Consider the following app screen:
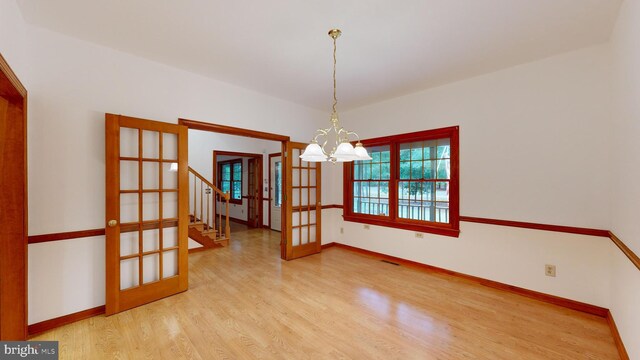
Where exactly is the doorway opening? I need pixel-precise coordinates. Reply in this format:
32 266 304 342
212 150 263 229
179 118 290 259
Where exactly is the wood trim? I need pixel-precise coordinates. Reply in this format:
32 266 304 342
607 310 630 360
460 216 609 237
28 228 106 244
343 214 460 238
609 231 640 271
178 118 290 142
0 53 27 97
321 204 343 210
321 242 336 249
214 150 264 158
27 305 105 337
325 242 609 317
0 51 28 340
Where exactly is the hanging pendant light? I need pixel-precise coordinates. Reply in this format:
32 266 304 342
300 29 372 163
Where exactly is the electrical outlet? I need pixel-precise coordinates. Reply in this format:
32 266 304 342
340 227 344 234
415 232 424 238
364 225 370 230
545 264 556 277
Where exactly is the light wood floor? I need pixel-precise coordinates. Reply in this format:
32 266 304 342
33 224 620 359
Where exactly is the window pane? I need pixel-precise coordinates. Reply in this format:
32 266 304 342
423 182 435 201
360 182 369 197
398 181 409 199
435 202 450 223
399 161 411 180
423 160 435 179
410 145 422 161
353 163 361 179
369 181 379 198
437 138 450 159
380 181 389 198
232 181 241 199
381 163 390 180
371 163 381 180
436 159 450 179
371 150 381 162
436 181 449 202
362 163 371 180
411 161 422 179
221 181 230 194
222 164 231 181
233 162 242 179
399 143 411 160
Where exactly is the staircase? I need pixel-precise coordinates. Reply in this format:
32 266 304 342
189 166 231 249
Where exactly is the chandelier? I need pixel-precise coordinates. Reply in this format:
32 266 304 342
300 29 371 163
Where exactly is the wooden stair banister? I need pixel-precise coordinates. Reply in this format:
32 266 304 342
188 166 231 246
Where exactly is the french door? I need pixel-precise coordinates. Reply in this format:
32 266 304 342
105 114 189 315
285 142 322 259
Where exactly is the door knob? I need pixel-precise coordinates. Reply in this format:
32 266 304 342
108 220 118 227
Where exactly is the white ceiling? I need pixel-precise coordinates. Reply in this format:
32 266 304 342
17 0 621 111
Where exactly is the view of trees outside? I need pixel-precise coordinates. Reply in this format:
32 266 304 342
353 138 451 223
220 161 242 201
353 145 391 216
232 162 242 200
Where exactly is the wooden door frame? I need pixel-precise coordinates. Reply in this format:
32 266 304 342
0 52 28 340
267 152 282 229
178 118 290 259
212 150 263 227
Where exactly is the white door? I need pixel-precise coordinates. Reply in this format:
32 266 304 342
270 155 282 231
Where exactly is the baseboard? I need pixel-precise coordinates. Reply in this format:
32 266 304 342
324 242 608 317
607 310 630 360
28 305 105 337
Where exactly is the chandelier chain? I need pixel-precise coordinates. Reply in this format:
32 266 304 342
332 35 338 114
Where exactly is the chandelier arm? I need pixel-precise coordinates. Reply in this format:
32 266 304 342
345 130 361 141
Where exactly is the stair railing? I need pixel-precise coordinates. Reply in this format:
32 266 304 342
188 166 231 241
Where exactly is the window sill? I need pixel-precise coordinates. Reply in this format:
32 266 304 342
342 214 460 238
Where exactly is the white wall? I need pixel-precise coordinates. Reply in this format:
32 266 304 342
325 44 614 308
609 0 640 357
0 0 28 82
19 21 323 323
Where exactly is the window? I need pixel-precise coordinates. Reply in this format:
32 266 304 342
344 126 459 237
218 159 243 204
274 161 282 207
